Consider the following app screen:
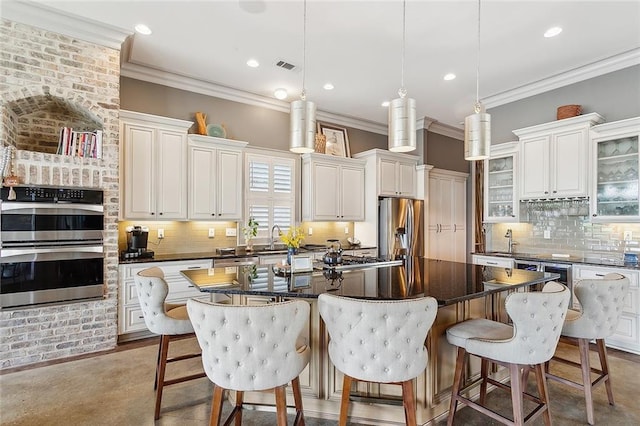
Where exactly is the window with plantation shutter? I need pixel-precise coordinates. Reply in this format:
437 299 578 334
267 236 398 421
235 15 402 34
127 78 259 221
244 152 296 244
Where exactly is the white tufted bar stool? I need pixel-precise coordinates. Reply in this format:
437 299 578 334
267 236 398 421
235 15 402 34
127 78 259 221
317 294 438 426
545 273 629 425
187 298 311 426
134 267 206 420
446 281 570 426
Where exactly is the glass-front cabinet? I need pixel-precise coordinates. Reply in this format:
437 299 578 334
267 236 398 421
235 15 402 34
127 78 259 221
484 141 519 223
591 117 640 222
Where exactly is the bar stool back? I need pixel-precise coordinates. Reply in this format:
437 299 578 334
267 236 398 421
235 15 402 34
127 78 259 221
446 281 570 426
134 267 206 420
187 298 311 426
547 273 629 425
318 294 438 426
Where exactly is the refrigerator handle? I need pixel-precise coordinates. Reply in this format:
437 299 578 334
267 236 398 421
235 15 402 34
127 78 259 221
406 201 414 255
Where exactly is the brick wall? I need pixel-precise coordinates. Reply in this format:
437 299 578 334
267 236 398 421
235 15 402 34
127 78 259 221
0 19 121 369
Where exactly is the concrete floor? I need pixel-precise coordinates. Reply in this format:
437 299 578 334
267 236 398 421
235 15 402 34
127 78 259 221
1 338 638 425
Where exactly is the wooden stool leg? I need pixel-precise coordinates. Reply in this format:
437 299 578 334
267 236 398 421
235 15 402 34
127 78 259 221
210 385 224 426
534 363 552 426
292 377 305 426
154 334 170 420
234 391 244 426
579 338 595 425
447 347 466 426
154 336 162 390
339 375 353 426
596 338 615 406
509 363 524 426
401 379 417 426
275 385 288 426
480 358 489 405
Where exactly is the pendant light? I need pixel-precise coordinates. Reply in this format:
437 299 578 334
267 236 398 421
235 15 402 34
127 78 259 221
289 0 316 154
464 0 491 161
388 0 416 153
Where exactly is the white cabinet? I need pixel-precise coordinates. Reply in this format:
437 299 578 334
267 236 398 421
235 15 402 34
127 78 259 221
120 110 192 220
572 264 639 354
187 135 248 220
471 254 514 268
590 117 640 222
118 259 213 340
353 149 418 198
484 142 519 222
428 169 468 262
514 113 604 200
301 153 366 221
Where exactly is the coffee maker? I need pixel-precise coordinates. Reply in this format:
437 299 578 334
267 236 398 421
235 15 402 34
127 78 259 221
122 225 154 259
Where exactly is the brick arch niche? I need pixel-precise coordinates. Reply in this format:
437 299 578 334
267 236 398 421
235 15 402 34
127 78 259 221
5 93 103 154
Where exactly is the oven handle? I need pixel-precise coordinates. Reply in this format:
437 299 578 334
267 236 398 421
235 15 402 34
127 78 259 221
0 203 104 214
1 245 103 262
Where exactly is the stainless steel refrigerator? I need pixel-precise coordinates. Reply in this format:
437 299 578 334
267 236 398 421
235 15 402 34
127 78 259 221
378 197 424 259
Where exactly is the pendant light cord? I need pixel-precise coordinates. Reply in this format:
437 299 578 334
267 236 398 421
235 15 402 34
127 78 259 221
301 0 307 101
399 0 407 98
474 0 481 113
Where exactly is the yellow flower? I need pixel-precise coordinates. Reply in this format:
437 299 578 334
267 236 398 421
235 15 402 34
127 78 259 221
280 226 304 249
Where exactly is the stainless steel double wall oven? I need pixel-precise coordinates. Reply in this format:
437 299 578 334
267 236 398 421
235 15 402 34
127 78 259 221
0 186 104 309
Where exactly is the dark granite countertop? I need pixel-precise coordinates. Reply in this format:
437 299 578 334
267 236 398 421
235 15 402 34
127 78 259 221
181 258 559 306
118 245 376 265
477 251 640 270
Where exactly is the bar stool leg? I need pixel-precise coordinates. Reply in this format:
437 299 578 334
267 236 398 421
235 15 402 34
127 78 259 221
339 375 353 426
234 391 244 426
533 363 552 426
155 334 170 420
209 385 224 426
479 358 489 405
275 385 288 426
401 380 417 426
292 377 306 426
578 338 595 425
509 363 524 426
447 347 466 426
596 339 615 405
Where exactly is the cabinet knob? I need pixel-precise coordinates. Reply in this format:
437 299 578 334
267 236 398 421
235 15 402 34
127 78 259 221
159 212 163 215
552 190 557 193
592 214 597 217
544 191 549 194
211 213 215 216
150 212 155 215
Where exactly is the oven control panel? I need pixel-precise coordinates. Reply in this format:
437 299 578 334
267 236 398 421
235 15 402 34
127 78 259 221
1 186 103 204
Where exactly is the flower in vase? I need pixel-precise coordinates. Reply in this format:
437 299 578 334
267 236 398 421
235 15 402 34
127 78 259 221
280 226 304 249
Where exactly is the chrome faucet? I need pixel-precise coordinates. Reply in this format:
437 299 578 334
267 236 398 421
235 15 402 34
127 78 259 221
269 224 282 250
505 228 518 254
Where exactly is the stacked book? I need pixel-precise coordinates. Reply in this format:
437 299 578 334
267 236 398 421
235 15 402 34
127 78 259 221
57 127 103 158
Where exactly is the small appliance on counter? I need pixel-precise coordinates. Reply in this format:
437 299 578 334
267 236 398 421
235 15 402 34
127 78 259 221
121 225 154 260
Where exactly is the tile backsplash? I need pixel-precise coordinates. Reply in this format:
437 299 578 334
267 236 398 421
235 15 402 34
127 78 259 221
487 199 640 261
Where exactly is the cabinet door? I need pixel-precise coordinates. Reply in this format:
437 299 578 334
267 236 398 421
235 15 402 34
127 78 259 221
551 129 588 198
156 129 187 219
379 158 398 196
340 165 365 220
452 178 467 262
312 162 340 220
122 124 156 219
217 149 243 220
398 161 416 197
189 145 217 219
485 152 518 222
520 136 550 199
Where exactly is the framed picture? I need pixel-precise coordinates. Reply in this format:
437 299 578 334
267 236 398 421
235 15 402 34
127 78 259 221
318 122 350 157
290 255 313 273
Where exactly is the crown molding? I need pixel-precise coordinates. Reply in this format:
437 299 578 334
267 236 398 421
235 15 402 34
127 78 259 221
484 49 640 109
121 61 389 135
2 0 131 50
419 117 464 140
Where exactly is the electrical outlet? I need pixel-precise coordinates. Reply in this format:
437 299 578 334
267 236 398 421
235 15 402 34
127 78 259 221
543 229 551 239
344 226 349 235
624 230 633 241
208 228 215 238
158 228 164 239
308 227 313 236
225 227 237 237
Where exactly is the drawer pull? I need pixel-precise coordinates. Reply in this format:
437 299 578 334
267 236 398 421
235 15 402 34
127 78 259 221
487 261 498 265
188 285 195 288
138 316 144 319
595 273 605 277
188 266 200 269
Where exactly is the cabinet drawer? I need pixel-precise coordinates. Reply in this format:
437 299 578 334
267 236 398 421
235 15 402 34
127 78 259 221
121 306 148 334
573 265 639 288
472 255 514 268
121 259 212 279
606 313 639 353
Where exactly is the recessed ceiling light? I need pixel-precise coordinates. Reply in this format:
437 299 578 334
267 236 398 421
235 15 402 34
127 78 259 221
381 101 390 107
274 88 288 100
134 24 152 35
246 59 260 68
544 26 563 38
323 82 334 90
444 73 456 81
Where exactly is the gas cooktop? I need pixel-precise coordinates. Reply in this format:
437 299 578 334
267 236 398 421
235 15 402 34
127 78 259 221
314 255 403 271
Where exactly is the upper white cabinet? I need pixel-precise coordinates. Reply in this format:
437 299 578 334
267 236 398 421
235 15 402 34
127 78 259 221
484 141 519 222
514 113 604 200
590 117 640 222
120 110 192 220
353 149 418 198
188 135 248 220
301 153 366 221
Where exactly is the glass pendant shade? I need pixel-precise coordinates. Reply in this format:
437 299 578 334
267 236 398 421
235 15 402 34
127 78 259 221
464 110 491 160
388 96 416 152
289 99 316 153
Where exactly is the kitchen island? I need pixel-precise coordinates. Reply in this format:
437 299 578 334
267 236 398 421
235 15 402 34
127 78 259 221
182 259 559 425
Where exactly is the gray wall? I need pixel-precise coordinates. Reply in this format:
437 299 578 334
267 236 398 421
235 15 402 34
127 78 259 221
488 65 640 144
120 77 387 154
424 130 469 173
